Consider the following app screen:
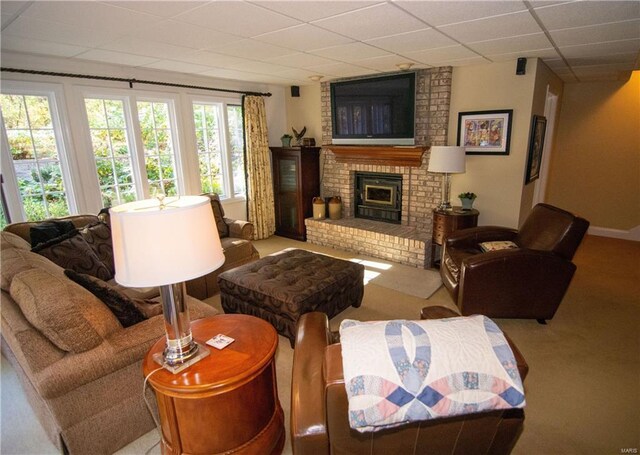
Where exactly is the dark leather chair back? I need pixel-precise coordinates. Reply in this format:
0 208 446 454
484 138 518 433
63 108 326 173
516 203 589 260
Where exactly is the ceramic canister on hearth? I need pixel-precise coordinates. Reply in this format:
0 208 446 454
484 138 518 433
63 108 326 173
328 196 342 220
312 197 325 219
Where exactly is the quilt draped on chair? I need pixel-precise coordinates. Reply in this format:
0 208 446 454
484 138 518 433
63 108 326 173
243 95 275 240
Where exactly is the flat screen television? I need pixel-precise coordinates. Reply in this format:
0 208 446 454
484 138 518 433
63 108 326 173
330 72 416 145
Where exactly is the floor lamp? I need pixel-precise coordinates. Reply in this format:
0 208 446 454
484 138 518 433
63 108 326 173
110 195 225 373
428 146 466 210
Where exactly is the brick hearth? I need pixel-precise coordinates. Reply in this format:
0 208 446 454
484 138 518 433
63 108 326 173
306 217 431 268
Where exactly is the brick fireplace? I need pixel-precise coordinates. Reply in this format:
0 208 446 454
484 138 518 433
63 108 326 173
305 67 453 269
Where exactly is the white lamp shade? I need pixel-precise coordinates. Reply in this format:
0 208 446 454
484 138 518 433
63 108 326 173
427 146 466 173
110 196 225 287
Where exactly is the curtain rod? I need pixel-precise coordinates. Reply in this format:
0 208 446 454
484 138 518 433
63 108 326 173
0 67 272 97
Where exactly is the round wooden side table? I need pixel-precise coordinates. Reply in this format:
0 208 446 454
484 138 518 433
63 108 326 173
142 314 284 455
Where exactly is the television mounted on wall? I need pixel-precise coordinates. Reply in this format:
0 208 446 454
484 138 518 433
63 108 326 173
330 72 416 145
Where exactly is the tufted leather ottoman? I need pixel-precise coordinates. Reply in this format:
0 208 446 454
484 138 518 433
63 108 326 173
218 248 364 347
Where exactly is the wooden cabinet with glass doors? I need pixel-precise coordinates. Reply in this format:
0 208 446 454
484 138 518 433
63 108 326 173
270 147 320 241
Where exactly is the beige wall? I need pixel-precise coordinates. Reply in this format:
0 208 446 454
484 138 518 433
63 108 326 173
518 60 565 225
547 71 640 232
448 60 539 228
284 84 322 145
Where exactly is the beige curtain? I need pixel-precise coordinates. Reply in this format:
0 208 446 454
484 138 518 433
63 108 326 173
243 95 275 240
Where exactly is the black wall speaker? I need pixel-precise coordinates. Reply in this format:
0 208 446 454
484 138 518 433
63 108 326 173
516 58 527 75
291 86 300 97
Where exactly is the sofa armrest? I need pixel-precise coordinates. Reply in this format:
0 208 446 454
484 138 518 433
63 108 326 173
445 226 518 249
33 316 166 399
224 218 254 240
291 312 331 455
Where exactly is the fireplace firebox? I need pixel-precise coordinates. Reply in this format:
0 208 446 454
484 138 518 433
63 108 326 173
354 172 402 223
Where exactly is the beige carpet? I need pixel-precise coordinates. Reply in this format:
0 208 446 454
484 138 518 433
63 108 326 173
2 235 638 454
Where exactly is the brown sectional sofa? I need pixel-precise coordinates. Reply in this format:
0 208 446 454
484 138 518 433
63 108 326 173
0 195 258 454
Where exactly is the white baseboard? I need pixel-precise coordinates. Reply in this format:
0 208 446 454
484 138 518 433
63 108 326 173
588 225 640 242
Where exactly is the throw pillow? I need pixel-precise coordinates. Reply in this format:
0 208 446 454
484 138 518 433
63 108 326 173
80 222 115 276
479 240 519 253
9 268 112 353
32 230 113 281
64 269 150 327
29 220 76 247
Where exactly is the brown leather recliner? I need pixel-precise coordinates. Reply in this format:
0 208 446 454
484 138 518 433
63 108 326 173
291 309 529 455
440 203 589 323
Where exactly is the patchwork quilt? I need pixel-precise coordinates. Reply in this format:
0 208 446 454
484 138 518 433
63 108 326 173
339 315 525 433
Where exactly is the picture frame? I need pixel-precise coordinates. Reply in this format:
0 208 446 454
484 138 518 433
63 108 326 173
525 115 547 184
457 109 513 155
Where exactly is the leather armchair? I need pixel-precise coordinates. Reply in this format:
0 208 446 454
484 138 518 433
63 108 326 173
440 203 589 323
291 309 528 455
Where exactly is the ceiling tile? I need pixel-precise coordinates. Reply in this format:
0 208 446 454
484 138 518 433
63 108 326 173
225 60 293 75
550 20 640 47
263 52 339 69
487 48 559 62
100 37 200 60
310 42 392 62
272 67 326 82
2 16 117 48
559 39 640 59
0 1 31 16
394 0 527 27
565 51 639 67
129 20 244 49
305 61 378 77
142 60 214 74
173 51 252 68
355 54 428 72
251 1 381 22
0 35 88 58
406 45 481 65
312 3 426 41
469 33 553 55
105 1 207 18
540 58 570 70
534 1 640 31
174 2 301 38
365 28 457 53
432 56 491 67
211 39 298 61
439 11 542 42
22 1 163 35
75 49 160 67
255 24 353 52
198 67 277 83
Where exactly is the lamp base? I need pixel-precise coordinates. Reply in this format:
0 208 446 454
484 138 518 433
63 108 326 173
152 342 210 374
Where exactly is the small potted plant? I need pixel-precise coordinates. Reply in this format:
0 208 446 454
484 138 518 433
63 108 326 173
458 192 477 210
281 134 293 147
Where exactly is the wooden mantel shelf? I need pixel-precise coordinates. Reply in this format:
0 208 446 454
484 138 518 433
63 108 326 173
325 145 428 167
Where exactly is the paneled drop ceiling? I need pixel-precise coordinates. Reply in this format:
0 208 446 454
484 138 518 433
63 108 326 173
1 0 639 85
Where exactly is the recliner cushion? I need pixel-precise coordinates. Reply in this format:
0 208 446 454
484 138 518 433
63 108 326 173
220 237 255 265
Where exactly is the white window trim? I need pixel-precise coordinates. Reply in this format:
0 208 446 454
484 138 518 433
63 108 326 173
188 94 246 204
75 86 186 208
0 80 79 222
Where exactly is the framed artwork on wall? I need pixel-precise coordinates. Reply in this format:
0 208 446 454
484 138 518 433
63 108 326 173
525 115 547 184
457 110 513 155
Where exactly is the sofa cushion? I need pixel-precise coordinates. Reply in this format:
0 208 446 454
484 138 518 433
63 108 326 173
1 231 31 251
32 230 113 281
65 270 148 327
9 268 121 353
1 248 64 292
220 237 255 265
80 222 115 276
29 220 76 247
